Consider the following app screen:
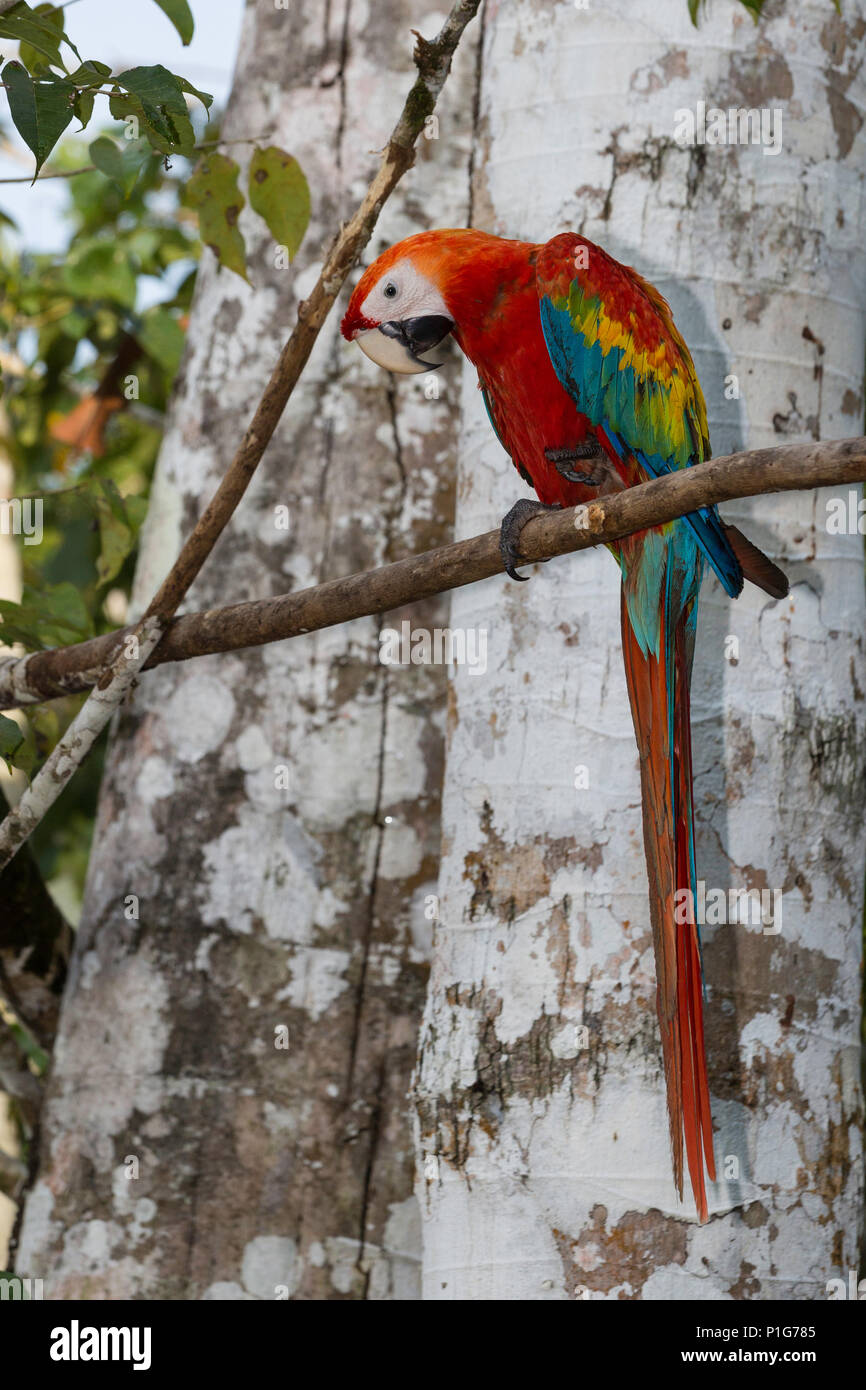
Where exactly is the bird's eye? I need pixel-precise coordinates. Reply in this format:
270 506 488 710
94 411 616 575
383 282 398 299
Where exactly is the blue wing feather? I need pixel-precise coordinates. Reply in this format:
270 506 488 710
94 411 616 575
538 295 742 600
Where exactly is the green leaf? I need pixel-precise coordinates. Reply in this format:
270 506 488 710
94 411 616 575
248 146 310 263
0 712 24 773
2 61 74 178
88 135 148 197
68 59 112 89
16 2 63 73
93 479 134 587
137 305 185 374
177 75 212 113
7 1018 48 1073
0 582 93 652
61 240 137 308
72 87 94 130
111 64 194 156
688 0 700 24
88 135 124 184
184 153 248 282
0 1 79 72
151 0 194 46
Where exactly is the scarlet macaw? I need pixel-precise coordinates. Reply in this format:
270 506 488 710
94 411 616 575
341 229 787 1221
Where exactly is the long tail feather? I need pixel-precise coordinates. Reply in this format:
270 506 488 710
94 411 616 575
722 524 789 599
620 575 715 1222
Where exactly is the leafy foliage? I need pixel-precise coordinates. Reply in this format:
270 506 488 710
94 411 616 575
181 143 311 280
0 3 79 71
0 582 92 650
0 710 24 771
2 60 74 175
109 64 205 157
0 128 199 906
88 135 151 198
0 137 197 634
0 2 310 909
0 4 309 276
184 150 248 281
248 146 310 264
0 2 209 170
152 0 195 46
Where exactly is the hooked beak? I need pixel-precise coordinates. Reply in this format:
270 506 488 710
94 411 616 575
355 315 454 374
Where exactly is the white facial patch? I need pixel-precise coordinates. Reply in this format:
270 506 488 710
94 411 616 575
359 259 450 327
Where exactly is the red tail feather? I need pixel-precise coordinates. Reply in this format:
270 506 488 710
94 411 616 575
620 587 715 1222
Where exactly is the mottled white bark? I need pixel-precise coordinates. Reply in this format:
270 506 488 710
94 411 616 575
14 0 475 1299
416 0 865 1299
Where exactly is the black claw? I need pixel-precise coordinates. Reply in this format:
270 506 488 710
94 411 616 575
561 464 601 484
545 442 608 487
499 498 562 581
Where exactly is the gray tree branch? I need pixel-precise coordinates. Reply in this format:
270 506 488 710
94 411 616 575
0 435 862 711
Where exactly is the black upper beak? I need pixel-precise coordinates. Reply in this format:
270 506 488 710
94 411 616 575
379 315 454 367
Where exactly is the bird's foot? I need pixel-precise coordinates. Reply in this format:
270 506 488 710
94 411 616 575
545 441 607 486
499 498 562 581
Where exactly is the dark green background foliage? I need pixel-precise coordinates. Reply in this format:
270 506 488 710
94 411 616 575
0 136 198 913
0 2 310 915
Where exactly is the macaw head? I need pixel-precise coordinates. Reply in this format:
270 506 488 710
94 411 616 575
340 231 458 374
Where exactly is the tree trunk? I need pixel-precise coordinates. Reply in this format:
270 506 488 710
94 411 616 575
415 0 866 1299
15 0 474 1299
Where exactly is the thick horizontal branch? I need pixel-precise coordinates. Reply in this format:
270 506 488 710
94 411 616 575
1 437 864 710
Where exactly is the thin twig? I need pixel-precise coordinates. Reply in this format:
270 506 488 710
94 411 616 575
0 137 277 185
0 0 483 872
0 165 96 184
1 437 863 711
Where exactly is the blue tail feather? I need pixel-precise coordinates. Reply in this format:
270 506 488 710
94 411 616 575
605 434 743 599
